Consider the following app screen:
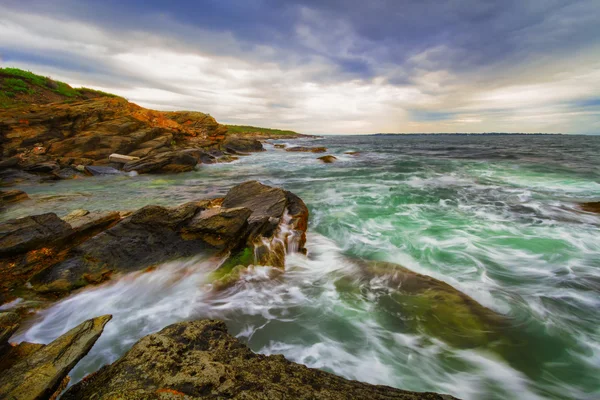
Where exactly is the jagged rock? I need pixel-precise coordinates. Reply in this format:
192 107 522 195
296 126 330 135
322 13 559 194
27 182 308 294
580 201 600 214
182 207 253 248
318 155 337 163
0 213 73 257
0 315 112 400
29 202 214 294
0 190 29 206
63 319 457 400
62 210 122 236
0 312 20 355
122 151 198 173
286 146 327 153
84 165 122 176
222 137 264 153
0 342 45 374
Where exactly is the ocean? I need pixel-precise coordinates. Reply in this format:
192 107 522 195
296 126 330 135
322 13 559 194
5 134 600 399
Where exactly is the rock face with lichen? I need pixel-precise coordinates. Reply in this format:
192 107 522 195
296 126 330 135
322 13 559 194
0 315 112 400
62 319 458 400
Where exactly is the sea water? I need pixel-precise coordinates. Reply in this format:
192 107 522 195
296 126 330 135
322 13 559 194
3 134 600 399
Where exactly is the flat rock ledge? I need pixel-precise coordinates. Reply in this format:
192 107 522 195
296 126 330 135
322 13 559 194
63 319 458 400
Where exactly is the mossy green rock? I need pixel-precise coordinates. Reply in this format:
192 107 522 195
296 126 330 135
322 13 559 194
356 260 506 348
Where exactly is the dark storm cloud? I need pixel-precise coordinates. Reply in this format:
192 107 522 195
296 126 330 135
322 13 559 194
5 0 598 79
1 0 599 133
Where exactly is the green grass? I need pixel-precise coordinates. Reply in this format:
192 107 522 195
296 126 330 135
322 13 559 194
4 78 35 95
1 67 48 86
78 87 121 98
0 68 122 106
226 124 300 136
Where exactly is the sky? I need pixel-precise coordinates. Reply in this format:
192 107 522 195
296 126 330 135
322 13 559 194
1 0 599 134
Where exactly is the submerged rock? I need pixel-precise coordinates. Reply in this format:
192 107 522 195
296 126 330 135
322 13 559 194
0 190 29 206
0 315 112 400
580 201 600 214
318 155 337 163
286 146 327 153
84 165 122 176
274 143 286 148
63 319 456 400
355 260 506 348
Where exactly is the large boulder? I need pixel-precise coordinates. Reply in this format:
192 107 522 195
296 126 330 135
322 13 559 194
28 182 308 294
0 315 112 400
354 260 506 348
222 137 264 153
122 150 198 174
63 319 457 400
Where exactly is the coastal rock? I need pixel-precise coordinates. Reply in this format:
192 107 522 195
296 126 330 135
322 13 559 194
108 153 140 163
23 161 59 174
0 213 73 257
222 137 264 153
318 155 337 163
0 342 45 374
0 190 29 206
286 146 327 153
182 207 253 248
122 150 198 173
63 319 456 400
0 312 20 355
0 315 112 400
274 143 286 148
355 260 506 348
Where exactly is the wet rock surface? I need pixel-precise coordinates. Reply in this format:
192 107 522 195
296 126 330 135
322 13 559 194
286 146 327 153
318 155 337 163
354 260 507 348
0 315 112 400
0 190 29 206
222 137 265 153
63 319 457 400
580 201 600 214
20 182 307 295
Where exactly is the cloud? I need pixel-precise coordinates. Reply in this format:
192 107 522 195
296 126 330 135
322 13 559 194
1 1 599 134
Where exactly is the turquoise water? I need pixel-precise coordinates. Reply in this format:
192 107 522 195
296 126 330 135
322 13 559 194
5 135 600 399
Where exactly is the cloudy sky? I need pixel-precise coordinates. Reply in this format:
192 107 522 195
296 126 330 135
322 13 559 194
1 0 599 134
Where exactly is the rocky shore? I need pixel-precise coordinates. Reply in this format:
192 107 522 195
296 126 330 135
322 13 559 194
0 179 462 399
